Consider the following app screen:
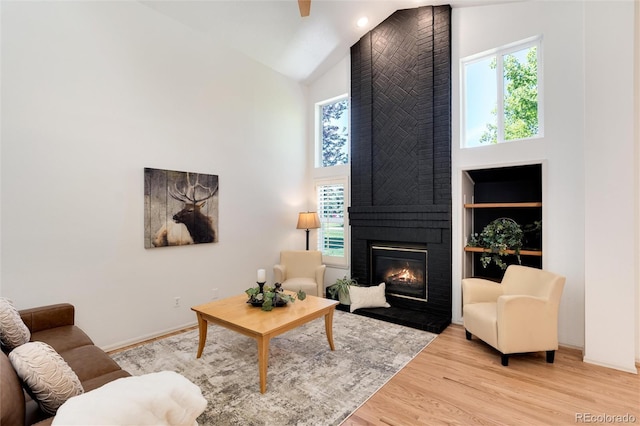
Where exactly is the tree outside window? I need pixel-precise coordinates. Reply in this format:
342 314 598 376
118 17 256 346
463 38 542 148
314 95 349 267
319 97 349 167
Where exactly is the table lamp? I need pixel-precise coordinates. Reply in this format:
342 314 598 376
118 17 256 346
296 212 320 250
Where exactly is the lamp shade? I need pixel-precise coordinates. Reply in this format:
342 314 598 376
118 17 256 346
296 212 320 230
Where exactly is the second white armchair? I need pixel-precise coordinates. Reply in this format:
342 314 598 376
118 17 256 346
462 265 565 366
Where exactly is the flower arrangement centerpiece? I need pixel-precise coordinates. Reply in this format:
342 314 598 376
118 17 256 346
468 217 524 270
245 282 306 311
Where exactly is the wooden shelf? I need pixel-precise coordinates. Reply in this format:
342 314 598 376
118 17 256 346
464 202 542 209
464 246 542 257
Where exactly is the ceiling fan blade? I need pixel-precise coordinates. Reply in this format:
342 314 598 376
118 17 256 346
298 0 311 17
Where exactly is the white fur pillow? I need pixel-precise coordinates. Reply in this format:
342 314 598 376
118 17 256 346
9 341 84 415
349 282 391 313
0 297 30 350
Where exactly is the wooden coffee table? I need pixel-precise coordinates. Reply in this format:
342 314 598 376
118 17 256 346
191 292 339 393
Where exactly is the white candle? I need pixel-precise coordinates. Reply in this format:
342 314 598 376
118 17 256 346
257 269 266 283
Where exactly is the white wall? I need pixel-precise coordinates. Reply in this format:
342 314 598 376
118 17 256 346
452 1 638 372
0 1 309 349
307 56 351 288
583 0 638 373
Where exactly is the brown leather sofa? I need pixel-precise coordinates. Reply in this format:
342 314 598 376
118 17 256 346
1 303 130 426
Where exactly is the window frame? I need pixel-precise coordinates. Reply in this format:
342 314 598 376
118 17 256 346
315 94 350 168
314 176 349 268
461 35 544 148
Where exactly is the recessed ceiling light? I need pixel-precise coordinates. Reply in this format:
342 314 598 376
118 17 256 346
356 17 369 28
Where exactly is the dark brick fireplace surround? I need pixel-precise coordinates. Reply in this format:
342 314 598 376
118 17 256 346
346 5 451 334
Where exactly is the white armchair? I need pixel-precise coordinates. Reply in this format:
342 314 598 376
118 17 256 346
462 265 565 366
273 250 326 297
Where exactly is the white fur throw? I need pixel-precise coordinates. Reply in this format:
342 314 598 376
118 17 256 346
53 371 207 426
9 341 84 415
0 297 30 350
349 282 391 313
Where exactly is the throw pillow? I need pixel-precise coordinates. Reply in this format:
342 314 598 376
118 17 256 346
9 341 84 415
0 297 30 350
349 282 391 313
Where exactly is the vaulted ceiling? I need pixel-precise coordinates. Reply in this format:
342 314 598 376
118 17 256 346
141 0 513 84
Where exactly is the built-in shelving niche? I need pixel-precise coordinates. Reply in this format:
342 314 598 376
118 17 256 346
462 164 543 281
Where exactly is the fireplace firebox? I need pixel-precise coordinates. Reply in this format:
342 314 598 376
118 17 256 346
371 245 427 302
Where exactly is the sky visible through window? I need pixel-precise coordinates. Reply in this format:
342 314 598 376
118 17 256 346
329 105 348 137
321 99 349 167
465 56 496 148
464 47 534 148
329 110 349 158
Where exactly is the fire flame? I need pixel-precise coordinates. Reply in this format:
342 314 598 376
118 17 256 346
386 264 420 284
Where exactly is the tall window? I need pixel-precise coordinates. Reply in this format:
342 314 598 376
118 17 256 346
314 94 349 267
317 95 349 167
462 37 543 148
316 178 348 267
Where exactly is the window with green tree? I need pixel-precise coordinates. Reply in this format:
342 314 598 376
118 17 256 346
462 37 543 148
314 95 349 267
317 96 349 167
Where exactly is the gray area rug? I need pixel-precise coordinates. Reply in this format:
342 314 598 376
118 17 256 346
111 310 436 426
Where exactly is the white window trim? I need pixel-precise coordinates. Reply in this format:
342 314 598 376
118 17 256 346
461 35 544 148
314 176 350 268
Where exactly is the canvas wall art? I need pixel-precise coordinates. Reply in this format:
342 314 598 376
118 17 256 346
144 168 219 248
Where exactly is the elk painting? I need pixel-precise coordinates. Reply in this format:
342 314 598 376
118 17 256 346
144 168 219 248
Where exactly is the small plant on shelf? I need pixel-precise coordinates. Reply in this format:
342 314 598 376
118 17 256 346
327 276 358 305
468 217 524 270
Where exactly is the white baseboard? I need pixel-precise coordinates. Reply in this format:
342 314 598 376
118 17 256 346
101 321 197 353
583 357 638 374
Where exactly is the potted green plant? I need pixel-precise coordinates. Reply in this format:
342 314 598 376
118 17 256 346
468 217 524 270
327 276 357 305
245 283 306 311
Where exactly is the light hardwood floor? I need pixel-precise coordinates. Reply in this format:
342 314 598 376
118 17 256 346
108 322 639 425
344 324 640 426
